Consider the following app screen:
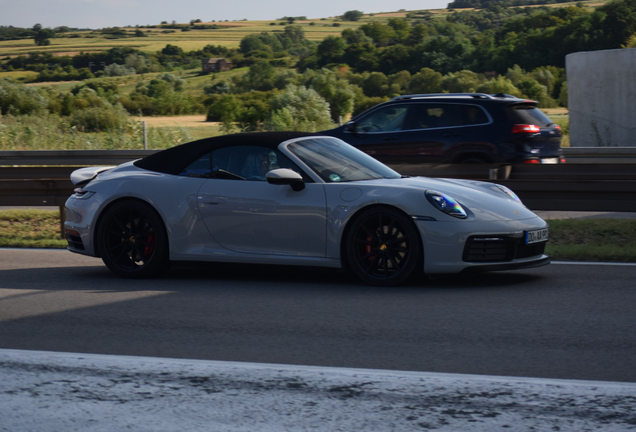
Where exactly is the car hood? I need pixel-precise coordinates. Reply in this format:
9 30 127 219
362 176 539 222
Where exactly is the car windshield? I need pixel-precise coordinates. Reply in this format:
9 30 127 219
287 137 401 183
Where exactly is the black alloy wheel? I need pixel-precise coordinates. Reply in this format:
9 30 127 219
346 207 421 287
98 200 168 278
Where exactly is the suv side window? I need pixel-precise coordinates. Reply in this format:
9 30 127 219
178 145 301 181
404 103 489 130
355 105 409 133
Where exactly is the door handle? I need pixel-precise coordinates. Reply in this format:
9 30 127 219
199 196 224 205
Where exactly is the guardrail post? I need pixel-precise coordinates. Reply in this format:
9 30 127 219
143 121 147 150
59 205 65 240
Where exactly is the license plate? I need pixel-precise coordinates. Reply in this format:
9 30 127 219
526 228 549 244
540 158 559 164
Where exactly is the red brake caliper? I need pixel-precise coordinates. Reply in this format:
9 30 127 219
365 236 373 260
143 234 155 258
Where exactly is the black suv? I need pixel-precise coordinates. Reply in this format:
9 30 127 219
320 93 563 164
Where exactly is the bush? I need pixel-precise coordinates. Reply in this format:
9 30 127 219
342 10 364 21
266 85 333 132
69 103 130 132
103 63 136 77
0 78 48 115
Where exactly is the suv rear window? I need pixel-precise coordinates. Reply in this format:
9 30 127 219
507 104 554 127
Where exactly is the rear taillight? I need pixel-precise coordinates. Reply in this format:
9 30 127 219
512 124 541 134
560 158 566 163
555 125 561 132
72 188 95 200
523 159 541 164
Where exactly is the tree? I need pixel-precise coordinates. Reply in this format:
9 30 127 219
308 69 356 122
266 85 333 132
343 43 379 72
316 36 346 66
362 72 389 97
342 10 364 21
475 76 523 97
441 70 482 93
387 18 410 44
407 68 443 94
125 53 155 74
207 95 242 133
360 22 395 46
161 44 184 56
342 28 372 45
34 27 55 46
245 60 276 91
387 70 412 96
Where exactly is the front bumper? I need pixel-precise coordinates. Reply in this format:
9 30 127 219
460 254 550 273
415 216 550 274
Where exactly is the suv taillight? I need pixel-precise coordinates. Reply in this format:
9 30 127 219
512 124 541 133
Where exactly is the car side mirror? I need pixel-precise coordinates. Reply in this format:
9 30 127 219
266 168 305 191
344 121 357 134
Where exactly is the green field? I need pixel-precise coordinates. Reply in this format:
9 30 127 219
0 2 605 58
0 17 375 58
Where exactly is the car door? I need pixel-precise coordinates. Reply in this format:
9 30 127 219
189 145 328 257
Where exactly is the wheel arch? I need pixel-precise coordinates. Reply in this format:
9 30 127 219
92 196 169 258
339 203 423 272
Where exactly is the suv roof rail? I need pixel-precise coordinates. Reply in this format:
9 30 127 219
491 93 519 99
390 93 495 101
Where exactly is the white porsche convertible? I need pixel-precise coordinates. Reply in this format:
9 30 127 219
64 132 549 286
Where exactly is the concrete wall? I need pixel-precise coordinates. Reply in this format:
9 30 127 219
566 49 636 147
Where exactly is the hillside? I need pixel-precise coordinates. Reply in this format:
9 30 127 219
0 2 605 58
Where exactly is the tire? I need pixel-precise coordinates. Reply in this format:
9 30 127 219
346 207 422 287
97 200 168 278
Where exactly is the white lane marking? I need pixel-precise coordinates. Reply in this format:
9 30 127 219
1 348 635 432
0 348 634 387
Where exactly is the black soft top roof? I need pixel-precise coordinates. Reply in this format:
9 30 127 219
134 131 315 175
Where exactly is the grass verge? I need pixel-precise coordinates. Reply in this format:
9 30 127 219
0 210 67 248
545 219 636 262
1 210 634 263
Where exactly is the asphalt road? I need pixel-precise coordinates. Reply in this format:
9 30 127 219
0 249 635 383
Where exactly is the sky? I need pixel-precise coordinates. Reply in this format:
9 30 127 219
1 0 450 30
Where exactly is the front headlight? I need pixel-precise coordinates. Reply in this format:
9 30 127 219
425 190 468 219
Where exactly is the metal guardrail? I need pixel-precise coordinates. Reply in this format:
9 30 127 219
0 150 156 166
562 147 636 163
1 150 635 222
